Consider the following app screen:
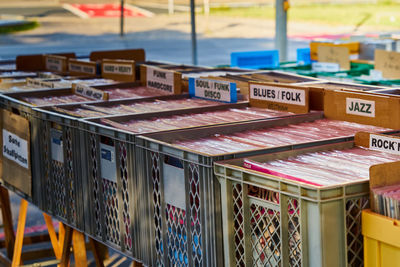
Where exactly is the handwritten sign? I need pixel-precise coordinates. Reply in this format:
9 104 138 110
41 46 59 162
375 49 400 79
318 46 350 70
72 83 108 101
189 78 237 103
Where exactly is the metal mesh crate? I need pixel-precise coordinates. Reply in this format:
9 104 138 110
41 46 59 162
134 111 384 267
213 141 373 267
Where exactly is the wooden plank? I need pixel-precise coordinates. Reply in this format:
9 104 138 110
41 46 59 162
58 222 65 248
0 186 15 259
89 238 104 267
11 199 28 267
43 213 61 259
0 250 12 267
72 231 87 267
59 225 73 267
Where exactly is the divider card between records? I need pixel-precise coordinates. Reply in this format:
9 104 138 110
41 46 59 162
249 82 309 113
188 78 237 103
72 83 109 100
346 97 375 117
44 55 68 73
369 134 400 155
101 59 135 82
141 65 182 95
68 59 97 76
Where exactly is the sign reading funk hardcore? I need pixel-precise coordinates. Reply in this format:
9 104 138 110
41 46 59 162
346 98 375 118
146 66 175 93
189 78 237 103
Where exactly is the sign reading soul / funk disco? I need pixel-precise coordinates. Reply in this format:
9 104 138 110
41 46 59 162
189 78 237 103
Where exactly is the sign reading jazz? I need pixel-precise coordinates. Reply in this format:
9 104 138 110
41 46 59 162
346 98 375 118
249 82 309 113
189 78 237 103
0 109 32 196
101 59 135 82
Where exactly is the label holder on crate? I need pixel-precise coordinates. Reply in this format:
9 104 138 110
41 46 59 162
248 81 310 113
72 83 109 101
188 77 237 103
68 59 98 77
44 54 68 74
101 59 135 82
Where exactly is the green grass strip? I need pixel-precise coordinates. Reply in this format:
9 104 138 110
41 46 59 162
0 21 39 34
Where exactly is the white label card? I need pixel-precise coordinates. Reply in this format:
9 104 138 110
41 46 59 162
26 78 55 88
189 78 237 103
146 66 175 93
312 62 340 72
2 129 29 169
50 129 64 163
346 98 375 118
69 62 96 75
100 143 117 182
74 84 107 100
46 57 63 72
370 134 400 155
103 63 133 75
249 84 306 106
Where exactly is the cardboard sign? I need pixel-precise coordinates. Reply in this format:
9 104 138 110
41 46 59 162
140 65 182 95
68 59 97 76
375 49 400 79
189 78 237 103
101 59 135 82
26 78 56 89
310 41 359 61
72 83 108 101
324 90 400 129
318 46 350 70
44 55 68 73
249 82 309 113
0 109 31 196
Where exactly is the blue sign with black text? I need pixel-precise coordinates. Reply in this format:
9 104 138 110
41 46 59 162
297 48 311 65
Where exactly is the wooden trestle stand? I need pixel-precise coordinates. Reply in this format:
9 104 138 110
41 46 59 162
0 185 111 267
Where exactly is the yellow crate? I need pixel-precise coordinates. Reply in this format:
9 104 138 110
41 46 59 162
310 41 360 61
362 209 400 267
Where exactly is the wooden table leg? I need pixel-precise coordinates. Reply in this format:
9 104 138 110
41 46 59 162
59 225 73 267
89 238 105 267
11 199 28 267
72 230 87 267
0 186 15 259
43 213 61 259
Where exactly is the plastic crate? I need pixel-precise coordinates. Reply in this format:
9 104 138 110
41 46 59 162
135 111 384 267
214 141 372 267
80 102 275 261
362 209 400 267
